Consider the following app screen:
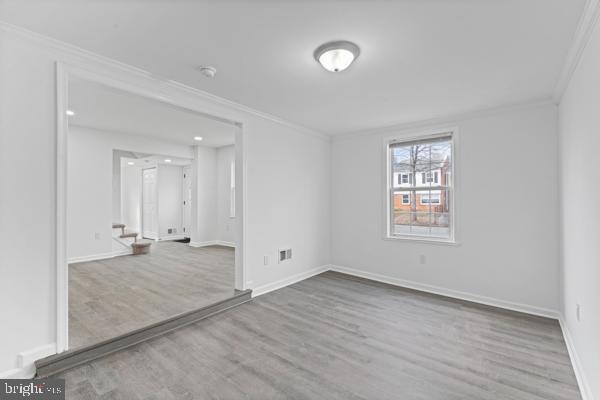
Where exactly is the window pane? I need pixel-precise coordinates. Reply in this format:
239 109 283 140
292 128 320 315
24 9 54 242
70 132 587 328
389 135 452 239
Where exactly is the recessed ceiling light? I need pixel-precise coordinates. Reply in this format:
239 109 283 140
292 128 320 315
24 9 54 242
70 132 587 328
127 161 135 166
164 159 172 163
197 66 217 78
194 136 203 141
66 109 75 116
314 41 360 72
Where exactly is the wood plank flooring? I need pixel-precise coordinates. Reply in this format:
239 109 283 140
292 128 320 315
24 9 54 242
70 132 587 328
69 242 235 349
59 271 581 400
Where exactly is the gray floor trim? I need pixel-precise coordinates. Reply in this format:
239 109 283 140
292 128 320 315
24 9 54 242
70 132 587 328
36 289 251 378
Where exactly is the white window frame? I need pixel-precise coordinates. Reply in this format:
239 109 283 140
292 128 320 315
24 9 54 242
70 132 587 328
401 193 411 205
419 191 441 205
383 128 458 244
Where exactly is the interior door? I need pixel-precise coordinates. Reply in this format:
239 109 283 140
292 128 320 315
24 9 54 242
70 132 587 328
182 166 192 237
142 167 158 239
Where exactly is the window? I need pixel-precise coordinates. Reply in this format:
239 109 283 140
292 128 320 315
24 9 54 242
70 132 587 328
387 132 454 241
420 192 441 205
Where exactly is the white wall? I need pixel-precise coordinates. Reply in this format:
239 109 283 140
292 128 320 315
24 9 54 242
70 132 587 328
216 145 235 245
67 125 192 260
0 25 331 375
158 164 184 238
331 103 559 315
190 146 218 245
121 160 144 234
558 16 600 399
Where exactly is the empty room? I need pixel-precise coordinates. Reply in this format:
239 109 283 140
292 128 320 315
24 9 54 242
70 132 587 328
0 1 598 399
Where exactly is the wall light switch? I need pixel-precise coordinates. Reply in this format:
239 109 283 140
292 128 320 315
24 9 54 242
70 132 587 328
94 232 101 240
419 254 426 265
576 304 581 322
264 255 269 266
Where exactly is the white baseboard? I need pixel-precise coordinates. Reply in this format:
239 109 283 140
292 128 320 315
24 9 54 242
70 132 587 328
189 240 218 248
329 265 560 319
252 265 330 297
68 248 132 264
190 240 235 248
559 316 593 400
0 343 56 379
158 235 186 241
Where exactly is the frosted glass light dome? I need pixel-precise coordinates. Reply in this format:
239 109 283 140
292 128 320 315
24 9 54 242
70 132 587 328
314 41 360 72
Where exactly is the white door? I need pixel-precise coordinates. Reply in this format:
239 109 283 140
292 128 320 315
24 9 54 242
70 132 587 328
142 167 158 239
182 166 192 237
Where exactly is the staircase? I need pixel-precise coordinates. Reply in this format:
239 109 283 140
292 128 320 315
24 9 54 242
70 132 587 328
112 223 152 255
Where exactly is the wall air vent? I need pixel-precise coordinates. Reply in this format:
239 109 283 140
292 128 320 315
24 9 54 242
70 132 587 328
279 248 292 263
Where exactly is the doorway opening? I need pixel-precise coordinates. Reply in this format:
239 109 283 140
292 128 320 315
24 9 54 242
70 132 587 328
57 67 245 352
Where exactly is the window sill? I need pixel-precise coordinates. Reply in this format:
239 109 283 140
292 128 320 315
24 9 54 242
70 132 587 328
383 235 460 246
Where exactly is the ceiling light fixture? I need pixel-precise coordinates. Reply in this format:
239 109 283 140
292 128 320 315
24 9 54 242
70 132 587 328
314 41 360 72
66 109 75 116
127 161 135 166
197 66 217 78
194 136 203 141
164 159 172 163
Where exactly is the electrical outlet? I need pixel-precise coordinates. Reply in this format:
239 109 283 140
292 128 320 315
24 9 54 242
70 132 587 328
576 304 581 322
419 254 426 265
94 232 101 240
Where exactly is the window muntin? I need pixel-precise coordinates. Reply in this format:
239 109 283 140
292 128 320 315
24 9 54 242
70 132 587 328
388 133 453 240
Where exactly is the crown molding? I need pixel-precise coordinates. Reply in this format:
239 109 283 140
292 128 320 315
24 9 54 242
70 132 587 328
0 21 330 142
553 0 600 103
332 97 555 141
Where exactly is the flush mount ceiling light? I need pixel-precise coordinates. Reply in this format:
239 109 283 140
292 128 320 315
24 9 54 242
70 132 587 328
314 41 360 72
197 66 217 78
194 136 203 141
66 109 75 116
127 161 135 166
164 159 172 163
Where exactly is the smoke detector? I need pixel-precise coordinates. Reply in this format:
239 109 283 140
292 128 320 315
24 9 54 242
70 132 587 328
197 66 217 78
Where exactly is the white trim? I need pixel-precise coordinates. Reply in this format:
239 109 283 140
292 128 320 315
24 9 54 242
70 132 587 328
190 240 235 248
68 249 133 264
334 98 554 141
55 63 248 352
251 265 330 297
329 265 560 319
189 240 218 248
559 316 594 400
157 235 186 241
383 128 458 244
56 63 69 354
0 344 56 379
553 0 600 102
0 21 329 142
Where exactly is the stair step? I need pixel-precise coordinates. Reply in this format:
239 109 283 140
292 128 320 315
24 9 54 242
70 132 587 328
35 290 252 378
112 223 125 229
119 232 138 239
132 240 152 255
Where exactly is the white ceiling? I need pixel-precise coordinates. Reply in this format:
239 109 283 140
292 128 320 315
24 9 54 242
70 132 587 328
69 78 237 147
1 0 586 134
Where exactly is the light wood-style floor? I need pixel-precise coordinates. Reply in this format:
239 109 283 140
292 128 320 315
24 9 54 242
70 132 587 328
59 271 581 399
69 242 235 349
